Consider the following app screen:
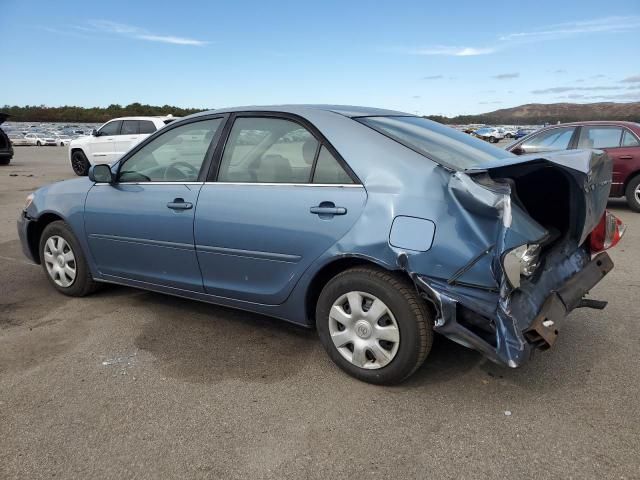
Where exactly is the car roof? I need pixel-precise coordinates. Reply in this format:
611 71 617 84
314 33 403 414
192 104 412 119
108 116 176 121
544 120 640 129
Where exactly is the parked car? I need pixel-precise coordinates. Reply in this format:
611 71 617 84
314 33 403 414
514 128 537 140
0 113 14 165
18 105 624 384
68 116 177 175
54 134 72 146
24 132 57 146
8 132 32 146
502 127 518 138
507 121 640 211
472 126 504 143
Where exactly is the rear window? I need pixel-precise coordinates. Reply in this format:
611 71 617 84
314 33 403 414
356 116 511 170
139 120 157 134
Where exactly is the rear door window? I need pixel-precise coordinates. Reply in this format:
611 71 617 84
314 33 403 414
621 129 640 147
121 120 138 135
217 117 318 183
139 120 157 134
312 146 353 184
577 126 623 149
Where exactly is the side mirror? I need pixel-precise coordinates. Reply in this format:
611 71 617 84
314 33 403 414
88 164 114 183
92 129 99 137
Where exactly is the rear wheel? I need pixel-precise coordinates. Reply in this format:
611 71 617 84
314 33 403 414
489 136 498 143
39 221 98 297
625 175 640 212
316 266 433 384
71 150 90 176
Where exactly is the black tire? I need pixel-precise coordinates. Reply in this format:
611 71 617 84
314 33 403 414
316 266 433 384
71 150 90 176
489 136 498 143
36 141 42 146
39 221 98 297
625 175 640 212
0 157 10 166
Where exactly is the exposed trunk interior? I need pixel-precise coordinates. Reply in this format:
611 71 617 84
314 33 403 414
489 162 575 245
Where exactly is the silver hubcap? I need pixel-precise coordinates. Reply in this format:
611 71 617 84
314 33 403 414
635 184 640 205
329 291 400 370
43 235 76 287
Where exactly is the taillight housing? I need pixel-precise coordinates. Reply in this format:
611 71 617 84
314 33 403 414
589 210 625 254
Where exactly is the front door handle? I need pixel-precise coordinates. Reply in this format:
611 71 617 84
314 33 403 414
619 155 633 160
167 198 193 210
310 201 347 217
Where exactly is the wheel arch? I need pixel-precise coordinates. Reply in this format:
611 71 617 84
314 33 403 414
27 212 66 264
304 255 411 324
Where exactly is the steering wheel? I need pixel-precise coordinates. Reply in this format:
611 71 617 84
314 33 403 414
163 161 200 181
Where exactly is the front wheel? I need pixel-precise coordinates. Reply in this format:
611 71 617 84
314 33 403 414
625 175 640 212
316 267 433 384
39 221 98 297
71 150 90 176
36 141 42 146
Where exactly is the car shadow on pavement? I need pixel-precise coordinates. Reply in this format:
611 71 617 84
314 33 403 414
130 290 318 385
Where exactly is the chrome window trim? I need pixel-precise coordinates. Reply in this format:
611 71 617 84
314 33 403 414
93 181 363 187
204 182 364 188
94 181 205 186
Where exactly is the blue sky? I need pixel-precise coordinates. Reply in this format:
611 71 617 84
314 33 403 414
2 0 640 116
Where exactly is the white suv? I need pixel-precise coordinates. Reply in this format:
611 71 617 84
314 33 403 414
69 116 177 175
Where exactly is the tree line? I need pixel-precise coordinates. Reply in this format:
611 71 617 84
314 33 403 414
1 103 207 123
3 102 639 125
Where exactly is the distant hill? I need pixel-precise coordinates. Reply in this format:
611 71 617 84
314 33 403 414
427 102 640 125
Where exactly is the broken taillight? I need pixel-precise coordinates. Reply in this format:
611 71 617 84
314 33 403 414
589 210 625 254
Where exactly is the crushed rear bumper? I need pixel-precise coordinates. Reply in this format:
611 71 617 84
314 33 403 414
415 251 614 367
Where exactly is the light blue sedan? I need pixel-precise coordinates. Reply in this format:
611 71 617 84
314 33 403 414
17 105 623 383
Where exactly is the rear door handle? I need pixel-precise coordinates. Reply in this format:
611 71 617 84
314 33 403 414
310 202 347 216
619 155 633 160
167 198 193 210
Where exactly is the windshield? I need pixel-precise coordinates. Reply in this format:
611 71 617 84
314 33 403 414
357 116 512 170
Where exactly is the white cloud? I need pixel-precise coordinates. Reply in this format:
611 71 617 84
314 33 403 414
137 34 207 46
532 86 625 94
395 16 640 59
407 46 495 56
492 73 519 80
499 16 640 41
621 74 640 83
84 19 208 46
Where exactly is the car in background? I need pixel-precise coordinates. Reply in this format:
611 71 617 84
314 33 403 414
18 105 624 384
514 128 537 140
54 134 72 146
472 126 505 143
507 121 640 211
8 132 33 146
502 127 518 139
25 132 57 146
0 113 14 165
69 115 177 175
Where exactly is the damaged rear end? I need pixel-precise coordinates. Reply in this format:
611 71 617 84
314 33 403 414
416 149 624 367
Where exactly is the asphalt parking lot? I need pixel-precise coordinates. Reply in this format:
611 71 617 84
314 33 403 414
1 146 639 479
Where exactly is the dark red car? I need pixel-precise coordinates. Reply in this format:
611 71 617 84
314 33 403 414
507 121 640 211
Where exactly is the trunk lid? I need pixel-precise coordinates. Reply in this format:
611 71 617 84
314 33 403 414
467 149 612 245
